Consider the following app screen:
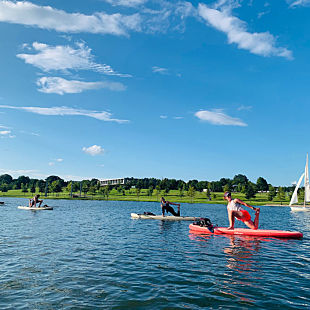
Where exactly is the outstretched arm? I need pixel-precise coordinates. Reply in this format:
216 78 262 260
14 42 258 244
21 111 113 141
235 198 256 211
167 201 180 207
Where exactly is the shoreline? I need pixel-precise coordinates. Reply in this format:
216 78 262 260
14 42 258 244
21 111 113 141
0 194 293 207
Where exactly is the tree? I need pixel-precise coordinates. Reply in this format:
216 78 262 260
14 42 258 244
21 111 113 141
155 185 161 201
88 185 97 196
163 188 169 196
205 188 211 200
0 183 8 193
46 175 65 187
15 176 30 189
82 181 90 196
135 188 141 200
268 185 276 201
21 183 28 195
298 187 304 201
30 184 36 195
37 180 46 193
223 184 231 193
178 187 184 197
50 180 62 196
233 174 248 186
236 183 243 192
0 174 13 185
277 186 285 201
104 186 110 200
146 186 153 196
187 186 196 203
245 184 256 200
256 177 269 192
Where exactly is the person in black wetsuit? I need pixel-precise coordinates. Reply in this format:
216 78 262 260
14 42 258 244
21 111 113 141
161 197 181 216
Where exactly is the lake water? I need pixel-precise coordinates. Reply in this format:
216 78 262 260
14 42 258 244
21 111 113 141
0 197 309 309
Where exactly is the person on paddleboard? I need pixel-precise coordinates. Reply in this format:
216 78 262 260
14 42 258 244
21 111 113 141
29 194 43 208
161 197 181 216
223 192 260 230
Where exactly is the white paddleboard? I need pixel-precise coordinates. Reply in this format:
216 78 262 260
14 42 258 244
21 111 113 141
131 213 196 221
18 206 53 210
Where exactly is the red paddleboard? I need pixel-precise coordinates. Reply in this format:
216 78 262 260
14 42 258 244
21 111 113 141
189 224 303 239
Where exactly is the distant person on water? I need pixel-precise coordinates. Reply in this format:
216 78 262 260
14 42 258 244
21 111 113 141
161 197 181 216
29 194 43 208
223 192 260 230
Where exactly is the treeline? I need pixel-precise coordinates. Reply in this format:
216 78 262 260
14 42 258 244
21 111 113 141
0 173 297 201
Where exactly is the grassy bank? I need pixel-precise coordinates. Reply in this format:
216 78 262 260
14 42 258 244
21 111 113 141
0 189 293 206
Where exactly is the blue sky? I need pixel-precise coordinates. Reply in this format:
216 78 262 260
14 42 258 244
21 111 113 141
0 0 309 186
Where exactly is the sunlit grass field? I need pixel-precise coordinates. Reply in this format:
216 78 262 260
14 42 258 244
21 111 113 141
0 188 293 206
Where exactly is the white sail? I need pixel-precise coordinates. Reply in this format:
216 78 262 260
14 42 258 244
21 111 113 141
304 154 310 202
290 172 305 206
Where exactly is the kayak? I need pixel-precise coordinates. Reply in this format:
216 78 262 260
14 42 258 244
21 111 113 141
18 206 53 211
131 213 196 221
189 224 303 239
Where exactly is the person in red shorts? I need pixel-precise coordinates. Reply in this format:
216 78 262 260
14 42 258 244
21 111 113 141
223 192 260 230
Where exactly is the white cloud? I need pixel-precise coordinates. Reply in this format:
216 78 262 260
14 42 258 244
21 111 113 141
20 130 40 136
105 0 147 7
141 1 196 34
83 145 105 156
152 66 169 75
237 105 252 111
0 1 141 35
0 130 15 138
198 3 293 59
0 130 11 135
49 158 63 166
173 116 184 119
195 109 247 126
160 115 168 119
37 77 126 95
0 168 40 178
17 42 131 77
0 105 129 123
0 1 197 37
289 0 310 7
0 168 95 181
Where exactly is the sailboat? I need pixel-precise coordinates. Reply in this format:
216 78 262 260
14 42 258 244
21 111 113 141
290 153 310 211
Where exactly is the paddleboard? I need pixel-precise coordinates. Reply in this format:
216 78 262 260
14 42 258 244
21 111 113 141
18 206 53 210
189 224 303 239
131 213 196 221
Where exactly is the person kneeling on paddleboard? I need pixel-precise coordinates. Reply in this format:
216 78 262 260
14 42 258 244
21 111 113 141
223 192 260 230
161 197 180 216
29 194 43 208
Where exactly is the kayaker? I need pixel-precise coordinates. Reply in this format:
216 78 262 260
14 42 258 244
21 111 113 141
29 194 43 208
223 192 260 230
161 197 180 216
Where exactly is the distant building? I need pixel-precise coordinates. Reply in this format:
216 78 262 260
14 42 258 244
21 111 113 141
99 178 129 187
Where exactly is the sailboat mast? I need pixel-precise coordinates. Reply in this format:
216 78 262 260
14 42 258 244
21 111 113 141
304 153 309 207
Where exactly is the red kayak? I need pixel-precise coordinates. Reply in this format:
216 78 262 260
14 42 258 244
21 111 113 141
189 224 303 239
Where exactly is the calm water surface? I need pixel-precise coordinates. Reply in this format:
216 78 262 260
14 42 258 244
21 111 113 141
0 197 309 309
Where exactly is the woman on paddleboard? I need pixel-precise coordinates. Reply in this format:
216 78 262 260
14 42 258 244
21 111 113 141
161 197 181 216
223 192 260 230
29 194 43 208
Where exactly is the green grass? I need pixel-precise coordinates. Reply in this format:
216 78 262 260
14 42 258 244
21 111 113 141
0 188 293 206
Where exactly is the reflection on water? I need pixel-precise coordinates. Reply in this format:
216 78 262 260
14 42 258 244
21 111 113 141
158 220 176 232
223 235 262 273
